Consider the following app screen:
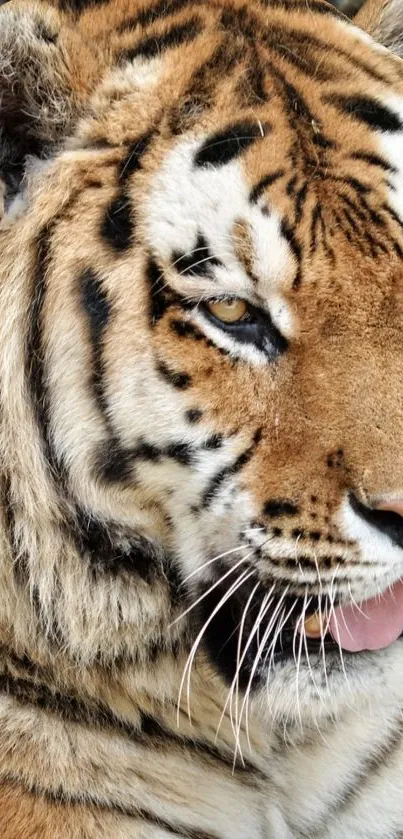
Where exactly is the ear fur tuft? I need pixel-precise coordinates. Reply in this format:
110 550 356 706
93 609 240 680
0 2 102 217
354 0 403 58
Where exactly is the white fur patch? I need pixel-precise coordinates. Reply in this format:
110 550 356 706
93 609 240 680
145 135 297 359
337 495 403 599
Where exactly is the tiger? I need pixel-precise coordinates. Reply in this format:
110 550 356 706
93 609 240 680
1 0 403 835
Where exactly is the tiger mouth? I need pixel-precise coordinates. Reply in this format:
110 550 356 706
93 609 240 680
197 583 342 688
197 572 403 688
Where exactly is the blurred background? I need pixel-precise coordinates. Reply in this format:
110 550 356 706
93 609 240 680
332 0 364 13
0 0 369 12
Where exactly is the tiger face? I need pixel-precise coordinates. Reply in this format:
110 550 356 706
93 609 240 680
1 0 403 728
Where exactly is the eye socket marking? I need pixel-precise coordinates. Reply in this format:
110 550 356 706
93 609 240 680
202 298 289 358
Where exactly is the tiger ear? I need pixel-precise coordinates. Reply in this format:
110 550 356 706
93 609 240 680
353 0 403 58
0 2 100 218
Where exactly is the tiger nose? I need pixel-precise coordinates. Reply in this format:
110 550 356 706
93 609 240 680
349 493 403 548
375 499 403 517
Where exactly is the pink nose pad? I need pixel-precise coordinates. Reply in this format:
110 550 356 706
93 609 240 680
375 500 403 517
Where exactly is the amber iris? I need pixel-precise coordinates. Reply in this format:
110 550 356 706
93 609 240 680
206 298 248 324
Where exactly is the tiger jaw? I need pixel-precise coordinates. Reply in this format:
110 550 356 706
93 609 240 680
172 479 403 690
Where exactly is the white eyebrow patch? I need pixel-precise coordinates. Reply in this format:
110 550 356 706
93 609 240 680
269 294 296 341
378 95 403 225
145 135 297 333
247 204 297 295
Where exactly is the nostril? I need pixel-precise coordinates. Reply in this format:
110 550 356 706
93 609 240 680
349 493 403 548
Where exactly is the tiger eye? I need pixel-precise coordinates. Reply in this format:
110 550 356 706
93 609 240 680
206 298 248 324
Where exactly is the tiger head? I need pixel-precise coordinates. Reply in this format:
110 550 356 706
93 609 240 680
1 0 403 731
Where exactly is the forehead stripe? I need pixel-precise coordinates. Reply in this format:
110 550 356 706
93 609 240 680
117 0 204 32
258 0 344 16
194 121 269 168
222 6 393 87
118 133 153 183
350 150 397 174
249 169 286 204
325 95 403 133
117 17 203 63
172 233 222 278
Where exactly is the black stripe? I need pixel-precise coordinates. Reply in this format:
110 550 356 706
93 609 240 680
118 132 153 183
26 224 67 483
73 508 165 581
194 121 269 168
257 0 345 17
117 0 344 35
0 670 266 785
101 193 134 252
262 27 335 82
239 45 268 104
269 25 393 87
95 433 196 485
93 436 136 484
295 181 308 223
310 204 321 252
186 408 203 424
34 20 59 44
337 191 370 225
81 268 111 417
147 257 171 323
117 0 204 32
157 361 192 390
58 0 109 11
8 774 220 839
309 718 403 834
263 499 298 517
280 219 302 288
182 42 239 117
318 208 335 264
222 5 390 86
138 712 265 780
342 208 360 236
382 202 403 230
118 17 202 62
1 474 31 587
134 816 218 839
262 57 329 151
169 41 242 134
172 233 222 277
200 440 258 509
170 319 205 341
250 169 285 203
325 95 403 133
350 150 397 174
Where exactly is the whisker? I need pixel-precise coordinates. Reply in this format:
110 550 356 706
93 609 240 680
347 581 369 619
169 554 249 627
301 592 326 707
328 569 352 695
214 579 262 748
292 594 307 731
180 545 247 587
232 590 275 763
237 586 290 753
177 567 255 726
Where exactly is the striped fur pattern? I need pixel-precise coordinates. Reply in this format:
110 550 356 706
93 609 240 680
1 0 403 835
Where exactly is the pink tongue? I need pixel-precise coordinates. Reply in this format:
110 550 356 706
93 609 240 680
329 579 403 652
